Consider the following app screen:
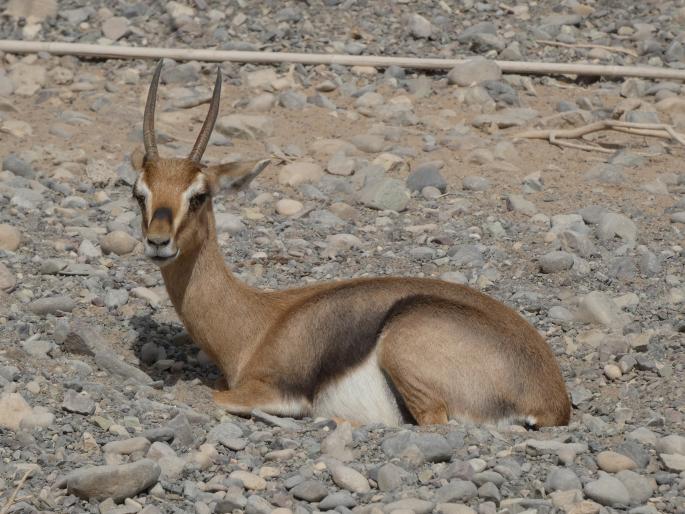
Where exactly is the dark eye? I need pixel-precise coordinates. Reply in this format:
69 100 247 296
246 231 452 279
189 192 208 211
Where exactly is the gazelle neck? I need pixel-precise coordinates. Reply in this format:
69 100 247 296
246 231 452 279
160 226 277 384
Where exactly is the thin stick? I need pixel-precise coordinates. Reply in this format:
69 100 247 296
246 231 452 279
516 120 685 153
0 469 33 514
536 39 638 58
2 40 685 80
549 132 614 153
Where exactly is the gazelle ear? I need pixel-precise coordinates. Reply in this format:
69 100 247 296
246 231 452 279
205 159 271 193
130 147 146 172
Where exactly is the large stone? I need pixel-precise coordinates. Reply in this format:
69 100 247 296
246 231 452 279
229 471 266 491
584 474 631 507
5 0 57 20
436 480 478 503
615 470 655 504
100 231 138 255
660 453 685 472
278 162 323 186
545 467 581 492
407 13 433 38
0 262 16 292
290 480 328 502
214 213 245 235
448 57 502 86
377 463 408 491
596 451 637 473
0 393 33 431
578 291 627 328
360 178 410 212
382 431 452 462
9 63 46 96
28 296 76 316
320 421 354 462
216 115 274 139
539 251 574 273
326 459 370 493
598 213 638 243
506 194 537 216
62 389 96 415
102 16 129 40
656 435 685 455
406 163 447 193
0 224 22 251
64 459 161 502
383 499 435 514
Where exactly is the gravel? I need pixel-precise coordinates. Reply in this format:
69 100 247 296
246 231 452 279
0 1 684 512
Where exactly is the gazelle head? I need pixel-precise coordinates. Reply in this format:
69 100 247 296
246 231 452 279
132 60 270 266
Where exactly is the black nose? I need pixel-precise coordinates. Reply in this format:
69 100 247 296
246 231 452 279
147 236 170 247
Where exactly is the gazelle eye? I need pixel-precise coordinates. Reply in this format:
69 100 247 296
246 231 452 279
189 192 208 211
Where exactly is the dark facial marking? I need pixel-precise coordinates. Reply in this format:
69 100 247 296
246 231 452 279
189 192 209 211
152 207 173 221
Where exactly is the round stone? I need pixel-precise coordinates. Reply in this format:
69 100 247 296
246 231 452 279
100 231 138 255
275 199 303 216
0 224 22 251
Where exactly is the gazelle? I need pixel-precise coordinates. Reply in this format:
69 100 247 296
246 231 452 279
131 61 571 427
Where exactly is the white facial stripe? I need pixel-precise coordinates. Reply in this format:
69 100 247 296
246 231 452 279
134 177 153 224
175 174 208 232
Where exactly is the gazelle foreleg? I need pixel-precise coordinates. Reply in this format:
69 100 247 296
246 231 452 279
212 379 310 418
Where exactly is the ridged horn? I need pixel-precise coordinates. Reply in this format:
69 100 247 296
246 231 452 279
143 59 163 160
189 68 222 163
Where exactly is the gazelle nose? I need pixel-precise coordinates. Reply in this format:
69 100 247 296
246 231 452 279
147 235 170 247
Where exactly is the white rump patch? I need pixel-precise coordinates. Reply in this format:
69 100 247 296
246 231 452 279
313 352 404 426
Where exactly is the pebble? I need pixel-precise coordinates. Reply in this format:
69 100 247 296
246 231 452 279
598 212 638 243
290 480 328 502
275 199 303 216
229 470 267 491
448 57 502 86
0 7 684 513
539 251 574 273
101 231 138 255
102 16 129 40
360 178 410 211
436 480 478 502
506 195 537 216
62 389 96 415
406 163 448 193
407 13 433 38
278 162 323 186
584 474 631 507
596 451 638 472
545 467 581 492
327 459 370 493
0 392 33 431
63 459 161 502
462 176 490 191
0 224 22 251
0 262 16 292
28 296 76 315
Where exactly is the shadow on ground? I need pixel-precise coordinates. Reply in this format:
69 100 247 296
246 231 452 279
127 314 223 388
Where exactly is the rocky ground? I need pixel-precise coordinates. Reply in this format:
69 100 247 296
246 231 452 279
1 1 685 514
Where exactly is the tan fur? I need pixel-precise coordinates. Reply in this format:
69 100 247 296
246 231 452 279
132 157 571 427
131 64 571 427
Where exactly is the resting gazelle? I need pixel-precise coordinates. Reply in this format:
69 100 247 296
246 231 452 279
131 61 571 427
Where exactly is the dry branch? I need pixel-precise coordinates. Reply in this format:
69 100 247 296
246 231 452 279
2 40 685 80
515 120 685 153
0 469 33 514
536 40 638 58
